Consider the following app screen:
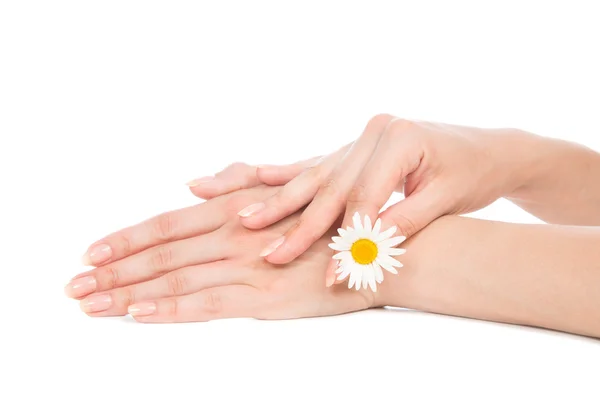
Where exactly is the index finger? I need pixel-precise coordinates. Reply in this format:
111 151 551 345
262 114 394 264
81 185 279 266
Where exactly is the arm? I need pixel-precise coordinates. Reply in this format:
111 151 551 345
501 131 600 225
378 216 600 338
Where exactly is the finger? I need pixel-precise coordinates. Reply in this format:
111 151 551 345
263 114 395 264
187 162 261 200
79 261 245 316
80 185 276 267
71 230 228 298
128 285 258 323
341 118 423 237
236 149 344 229
257 143 351 186
328 189 440 287
256 156 324 186
379 185 447 240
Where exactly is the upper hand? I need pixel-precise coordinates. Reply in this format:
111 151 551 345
187 115 526 286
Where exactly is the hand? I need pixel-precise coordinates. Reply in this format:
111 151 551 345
187 115 530 286
66 186 375 322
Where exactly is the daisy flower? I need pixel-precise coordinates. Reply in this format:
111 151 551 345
328 212 406 292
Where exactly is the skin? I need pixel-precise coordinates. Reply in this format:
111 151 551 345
187 116 600 286
67 185 600 338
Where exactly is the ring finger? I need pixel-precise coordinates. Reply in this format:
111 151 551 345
79 261 246 316
67 230 229 298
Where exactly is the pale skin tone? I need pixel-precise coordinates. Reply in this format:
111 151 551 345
66 115 600 337
187 115 600 285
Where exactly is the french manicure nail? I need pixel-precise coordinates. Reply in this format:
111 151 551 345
80 294 112 313
238 202 266 217
259 236 285 257
325 260 338 287
64 276 97 298
186 176 215 187
128 302 156 316
83 244 112 265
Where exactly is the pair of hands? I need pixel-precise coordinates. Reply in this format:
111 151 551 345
67 114 528 322
187 114 527 285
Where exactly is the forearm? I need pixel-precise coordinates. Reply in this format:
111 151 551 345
377 216 600 338
502 131 600 225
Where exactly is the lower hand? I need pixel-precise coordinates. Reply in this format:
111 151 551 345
66 186 374 322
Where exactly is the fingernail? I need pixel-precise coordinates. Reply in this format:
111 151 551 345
82 244 112 265
80 294 112 313
325 260 338 287
259 236 285 257
238 202 266 217
128 302 156 316
186 176 215 187
64 276 97 298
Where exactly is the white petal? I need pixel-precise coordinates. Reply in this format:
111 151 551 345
337 266 351 281
337 228 347 236
383 247 407 256
331 236 344 244
364 215 372 232
373 262 384 283
362 269 369 289
379 236 406 248
379 260 398 274
377 226 397 241
367 271 377 293
328 243 350 251
332 251 351 260
353 266 363 290
348 267 358 289
352 212 363 231
378 254 402 268
372 218 382 237
347 226 354 232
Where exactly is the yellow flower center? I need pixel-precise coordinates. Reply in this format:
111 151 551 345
350 239 378 265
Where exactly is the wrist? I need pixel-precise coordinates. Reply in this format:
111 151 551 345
484 128 547 198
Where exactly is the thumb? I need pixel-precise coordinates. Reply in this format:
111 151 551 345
379 186 447 239
329 186 446 286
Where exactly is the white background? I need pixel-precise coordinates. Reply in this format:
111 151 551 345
1 1 599 399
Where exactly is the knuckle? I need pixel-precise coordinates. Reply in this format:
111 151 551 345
270 187 293 211
165 298 179 317
203 291 222 314
112 234 132 257
367 113 395 130
386 118 416 139
165 271 188 297
149 245 174 273
347 183 368 207
319 178 345 207
103 266 120 290
390 213 418 237
151 213 176 241
113 287 135 310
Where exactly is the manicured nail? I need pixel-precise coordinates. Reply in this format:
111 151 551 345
259 237 285 257
238 202 266 217
80 294 112 313
325 260 338 287
64 276 97 298
82 244 112 265
128 302 156 316
186 176 215 187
